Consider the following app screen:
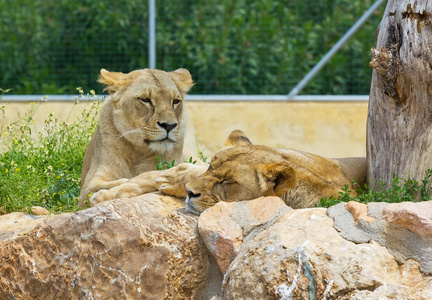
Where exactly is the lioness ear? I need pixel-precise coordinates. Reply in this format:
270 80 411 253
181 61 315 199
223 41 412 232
98 68 129 94
169 68 194 95
258 163 296 197
224 130 252 148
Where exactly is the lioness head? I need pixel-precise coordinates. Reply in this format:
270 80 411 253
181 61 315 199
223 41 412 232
98 68 194 154
184 131 296 214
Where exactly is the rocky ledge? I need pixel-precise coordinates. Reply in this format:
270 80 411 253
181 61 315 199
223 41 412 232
1 193 431 299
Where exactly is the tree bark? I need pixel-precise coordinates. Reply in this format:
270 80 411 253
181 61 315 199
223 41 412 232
367 0 432 186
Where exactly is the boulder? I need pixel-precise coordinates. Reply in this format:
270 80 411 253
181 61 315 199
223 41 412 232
2 194 432 299
0 212 50 242
198 196 291 273
382 201 432 238
328 200 432 274
0 193 221 299
199 198 432 299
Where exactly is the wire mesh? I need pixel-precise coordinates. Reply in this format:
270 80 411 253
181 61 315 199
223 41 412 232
0 0 384 95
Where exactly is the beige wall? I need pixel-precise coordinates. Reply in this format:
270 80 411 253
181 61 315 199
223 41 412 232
186 101 368 158
1 101 368 159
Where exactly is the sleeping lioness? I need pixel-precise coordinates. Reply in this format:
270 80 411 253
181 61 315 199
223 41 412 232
156 130 366 215
78 68 198 206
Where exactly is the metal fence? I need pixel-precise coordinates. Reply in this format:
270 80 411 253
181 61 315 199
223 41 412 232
0 0 385 99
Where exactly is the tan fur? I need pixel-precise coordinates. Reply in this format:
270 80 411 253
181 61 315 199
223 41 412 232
78 68 195 206
223 129 253 147
158 130 366 215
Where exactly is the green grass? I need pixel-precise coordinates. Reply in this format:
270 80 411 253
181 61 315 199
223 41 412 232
318 170 432 208
195 134 208 163
154 154 176 170
0 89 101 214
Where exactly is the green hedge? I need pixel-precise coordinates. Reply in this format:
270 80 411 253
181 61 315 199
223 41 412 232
0 0 383 95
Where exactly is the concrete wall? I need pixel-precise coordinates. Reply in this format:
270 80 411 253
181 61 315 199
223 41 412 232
1 100 368 159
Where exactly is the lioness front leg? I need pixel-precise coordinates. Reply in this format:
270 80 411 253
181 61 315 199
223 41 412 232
91 177 131 191
155 163 207 198
89 170 162 206
80 177 130 206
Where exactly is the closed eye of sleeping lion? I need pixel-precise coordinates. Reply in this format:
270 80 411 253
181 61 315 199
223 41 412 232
157 130 366 215
78 67 199 207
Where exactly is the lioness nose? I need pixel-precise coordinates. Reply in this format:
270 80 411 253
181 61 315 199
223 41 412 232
186 189 201 199
158 122 177 133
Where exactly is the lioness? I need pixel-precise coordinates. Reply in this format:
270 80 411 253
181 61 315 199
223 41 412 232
156 130 366 215
78 68 196 206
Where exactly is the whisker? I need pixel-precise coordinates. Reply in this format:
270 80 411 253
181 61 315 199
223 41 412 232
118 129 143 140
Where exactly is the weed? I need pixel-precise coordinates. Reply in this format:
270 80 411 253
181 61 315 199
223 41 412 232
155 154 176 170
318 170 432 208
0 88 101 214
0 88 12 97
185 157 197 164
195 134 208 163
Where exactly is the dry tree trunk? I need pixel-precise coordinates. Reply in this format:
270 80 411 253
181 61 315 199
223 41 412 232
367 0 432 186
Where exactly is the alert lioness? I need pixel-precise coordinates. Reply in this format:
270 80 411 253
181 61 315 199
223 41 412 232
78 68 197 206
156 130 366 214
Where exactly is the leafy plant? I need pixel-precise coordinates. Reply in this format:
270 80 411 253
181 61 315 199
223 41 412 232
195 135 208 163
317 170 432 208
0 88 12 97
185 157 197 164
0 89 101 214
155 154 176 170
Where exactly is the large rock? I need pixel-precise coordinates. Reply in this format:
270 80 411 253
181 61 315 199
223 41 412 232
328 200 432 274
198 198 432 299
382 201 432 238
198 196 291 273
2 194 432 299
0 193 221 299
0 212 50 242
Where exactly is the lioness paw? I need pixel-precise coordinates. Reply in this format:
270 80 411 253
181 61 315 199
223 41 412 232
155 163 207 198
157 183 187 198
155 171 187 198
89 189 112 206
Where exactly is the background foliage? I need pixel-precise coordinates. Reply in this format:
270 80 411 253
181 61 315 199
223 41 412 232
0 0 383 95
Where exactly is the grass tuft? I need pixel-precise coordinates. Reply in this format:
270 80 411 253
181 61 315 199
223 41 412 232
0 89 101 214
154 154 176 170
318 170 432 208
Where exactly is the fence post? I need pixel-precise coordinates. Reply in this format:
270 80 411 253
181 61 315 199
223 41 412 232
148 0 156 69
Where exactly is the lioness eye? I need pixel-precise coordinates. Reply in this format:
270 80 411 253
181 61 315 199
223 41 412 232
139 97 151 104
173 99 181 105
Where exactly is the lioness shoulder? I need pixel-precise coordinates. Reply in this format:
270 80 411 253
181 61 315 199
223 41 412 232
78 68 194 206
